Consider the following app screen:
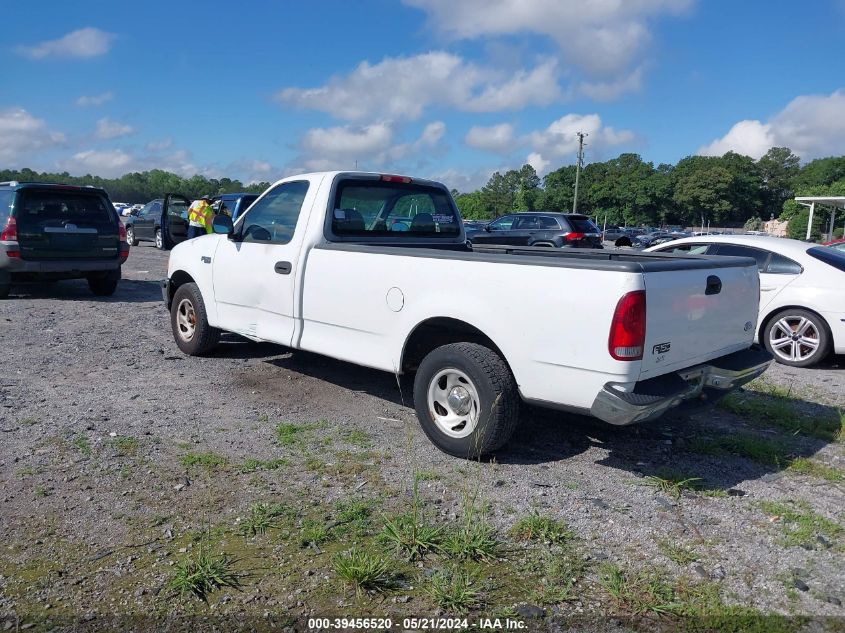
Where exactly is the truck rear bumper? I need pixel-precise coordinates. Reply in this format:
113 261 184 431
590 346 772 426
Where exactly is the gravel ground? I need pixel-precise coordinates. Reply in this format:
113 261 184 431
0 244 843 632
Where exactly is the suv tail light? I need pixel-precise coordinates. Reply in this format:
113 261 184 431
0 216 17 241
118 222 127 241
563 232 585 241
608 290 646 360
118 222 129 256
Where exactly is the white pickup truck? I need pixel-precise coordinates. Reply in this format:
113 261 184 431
163 172 772 458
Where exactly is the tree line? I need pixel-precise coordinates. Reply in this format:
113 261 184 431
453 148 845 240
0 167 269 204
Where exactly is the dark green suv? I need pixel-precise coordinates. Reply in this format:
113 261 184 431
0 182 129 298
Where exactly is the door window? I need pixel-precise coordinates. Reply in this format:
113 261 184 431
488 216 515 231
712 243 770 270
512 216 540 230
538 216 560 229
237 181 310 244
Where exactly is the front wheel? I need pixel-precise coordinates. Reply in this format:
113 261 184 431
413 342 520 458
155 228 165 250
764 308 830 367
170 282 220 355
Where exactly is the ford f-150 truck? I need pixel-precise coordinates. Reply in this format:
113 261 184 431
162 172 772 458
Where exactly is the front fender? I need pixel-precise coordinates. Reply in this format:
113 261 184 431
166 236 222 326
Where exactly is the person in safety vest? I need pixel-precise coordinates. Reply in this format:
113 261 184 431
187 195 213 239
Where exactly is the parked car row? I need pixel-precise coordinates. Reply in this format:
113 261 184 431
464 212 603 249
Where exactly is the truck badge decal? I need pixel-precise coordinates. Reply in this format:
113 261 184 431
652 342 671 355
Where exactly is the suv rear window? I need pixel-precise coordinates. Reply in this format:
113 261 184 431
16 190 113 228
565 215 600 233
332 180 460 237
807 246 845 272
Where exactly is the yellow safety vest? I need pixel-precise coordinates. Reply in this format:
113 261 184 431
188 200 212 226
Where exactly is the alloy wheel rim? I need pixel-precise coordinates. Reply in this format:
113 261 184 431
155 231 162 248
427 368 481 438
769 316 820 363
176 298 197 342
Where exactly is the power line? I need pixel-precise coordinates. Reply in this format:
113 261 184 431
572 132 588 213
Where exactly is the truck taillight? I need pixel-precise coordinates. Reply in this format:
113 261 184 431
563 232 585 241
380 174 412 183
0 216 17 241
608 290 646 360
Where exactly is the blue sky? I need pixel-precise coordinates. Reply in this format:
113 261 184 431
3 0 845 190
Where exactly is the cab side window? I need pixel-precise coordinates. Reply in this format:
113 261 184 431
237 181 310 244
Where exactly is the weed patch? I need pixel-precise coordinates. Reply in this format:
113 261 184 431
427 566 482 612
657 539 700 565
180 452 227 470
333 548 393 593
72 434 92 456
380 513 443 560
642 470 704 499
112 436 138 455
512 513 574 545
239 457 287 473
168 546 241 602
759 500 842 548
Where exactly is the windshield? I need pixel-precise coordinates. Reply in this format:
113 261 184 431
332 179 460 237
807 246 845 272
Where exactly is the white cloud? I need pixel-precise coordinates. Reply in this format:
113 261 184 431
0 108 65 164
465 114 634 174
404 0 691 76
293 121 447 172
76 92 113 107
276 52 561 121
465 123 515 153
69 149 134 174
699 90 845 160
578 66 645 101
144 138 172 152
16 27 115 60
95 118 134 140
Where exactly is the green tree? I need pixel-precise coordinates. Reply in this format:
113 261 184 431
757 147 799 219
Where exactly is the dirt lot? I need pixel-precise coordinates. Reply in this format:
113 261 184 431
0 244 843 632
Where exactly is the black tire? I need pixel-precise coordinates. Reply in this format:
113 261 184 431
155 228 166 250
87 268 120 296
413 342 520 458
0 282 9 299
126 225 138 246
763 308 830 368
170 282 220 356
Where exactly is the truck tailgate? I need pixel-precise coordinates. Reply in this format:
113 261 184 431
639 263 759 379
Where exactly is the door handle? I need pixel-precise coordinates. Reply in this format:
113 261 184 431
274 261 292 275
705 275 722 295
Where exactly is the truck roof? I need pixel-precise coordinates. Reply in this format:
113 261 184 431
268 171 448 190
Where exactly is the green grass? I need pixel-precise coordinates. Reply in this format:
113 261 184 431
180 452 227 470
413 470 441 482
720 381 842 441
599 564 679 616
787 457 843 482
379 513 444 560
531 551 589 604
239 503 277 536
72 434 92 456
759 500 842 548
275 422 309 446
239 458 287 473
300 519 332 547
111 436 138 455
657 539 700 565
34 486 49 497
642 469 704 499
340 428 373 448
511 513 574 545
304 456 325 472
168 547 241 602
333 549 393 593
442 520 499 562
426 566 482 612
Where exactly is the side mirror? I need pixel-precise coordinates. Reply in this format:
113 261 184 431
212 214 235 238
485 225 492 232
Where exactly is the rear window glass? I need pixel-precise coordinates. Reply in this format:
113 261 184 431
807 246 845 272
0 190 14 219
566 215 600 233
332 180 459 237
713 243 770 270
16 190 113 227
766 253 802 275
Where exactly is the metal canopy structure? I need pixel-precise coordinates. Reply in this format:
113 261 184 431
794 196 845 241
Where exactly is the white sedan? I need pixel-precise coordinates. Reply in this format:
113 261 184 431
646 235 845 367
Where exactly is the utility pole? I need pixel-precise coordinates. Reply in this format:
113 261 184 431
572 132 587 213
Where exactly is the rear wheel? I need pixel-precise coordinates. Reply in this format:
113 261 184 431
87 268 120 296
155 228 165 250
0 281 9 299
764 308 830 367
413 342 520 458
171 282 220 355
126 225 138 246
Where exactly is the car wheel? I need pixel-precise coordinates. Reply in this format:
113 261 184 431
171 282 220 356
88 268 121 296
0 281 10 299
126 226 138 246
155 228 165 250
764 308 830 367
413 342 520 458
